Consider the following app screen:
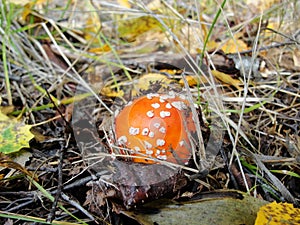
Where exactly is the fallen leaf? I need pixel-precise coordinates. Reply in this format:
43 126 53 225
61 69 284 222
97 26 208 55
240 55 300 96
207 38 249 54
7 0 46 6
117 0 131 8
101 86 124 98
0 153 36 180
123 190 267 225
255 201 300 225
292 49 300 68
131 73 174 96
247 0 282 12
83 9 102 43
179 75 209 87
88 45 111 54
0 110 34 154
118 16 162 41
211 70 242 90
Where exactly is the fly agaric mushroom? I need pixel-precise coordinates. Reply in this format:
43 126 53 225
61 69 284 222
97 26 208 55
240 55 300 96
114 92 196 165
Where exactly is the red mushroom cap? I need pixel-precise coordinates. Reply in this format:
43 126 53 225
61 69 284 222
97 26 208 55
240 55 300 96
114 93 195 164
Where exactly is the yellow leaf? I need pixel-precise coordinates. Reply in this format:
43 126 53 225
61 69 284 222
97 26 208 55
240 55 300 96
117 0 131 8
84 14 102 43
255 201 300 225
207 38 248 54
211 70 242 90
221 39 248 54
131 73 174 96
101 87 124 98
179 75 209 87
0 110 34 154
7 0 46 6
80 2 102 43
247 0 281 12
88 45 111 54
118 16 162 41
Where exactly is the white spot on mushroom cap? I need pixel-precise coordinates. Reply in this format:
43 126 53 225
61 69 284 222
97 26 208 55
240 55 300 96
141 128 149 136
156 139 165 146
144 141 152 149
159 98 165 103
157 155 167 160
146 110 154 118
146 149 153 155
179 140 185 146
147 93 159 99
160 111 171 118
171 101 186 110
167 91 176 98
160 95 169 100
117 136 127 145
153 122 160 128
129 127 139 135
151 103 160 109
148 131 155 138
159 126 166 133
165 103 172 109
134 146 141 152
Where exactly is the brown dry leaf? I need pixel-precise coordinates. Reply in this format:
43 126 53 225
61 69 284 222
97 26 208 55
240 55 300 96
211 70 242 90
292 49 300 68
0 153 37 180
266 47 300 71
255 201 300 225
42 44 69 70
0 105 14 115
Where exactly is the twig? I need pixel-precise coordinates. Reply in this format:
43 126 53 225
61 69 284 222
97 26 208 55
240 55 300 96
60 192 95 221
230 41 297 55
46 140 65 223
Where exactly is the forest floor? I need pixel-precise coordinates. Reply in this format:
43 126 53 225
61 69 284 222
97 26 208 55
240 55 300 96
0 0 299 224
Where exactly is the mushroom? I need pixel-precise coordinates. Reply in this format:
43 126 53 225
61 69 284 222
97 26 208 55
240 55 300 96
114 93 196 165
